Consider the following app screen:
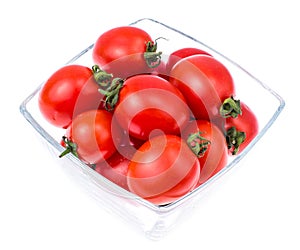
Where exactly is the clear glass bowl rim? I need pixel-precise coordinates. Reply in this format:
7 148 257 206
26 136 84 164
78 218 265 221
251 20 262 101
19 18 286 213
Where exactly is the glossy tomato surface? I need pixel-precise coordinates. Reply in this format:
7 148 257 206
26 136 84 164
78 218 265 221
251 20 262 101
92 26 158 79
65 110 122 164
170 55 235 124
166 47 211 74
113 74 190 141
38 65 103 128
127 135 200 205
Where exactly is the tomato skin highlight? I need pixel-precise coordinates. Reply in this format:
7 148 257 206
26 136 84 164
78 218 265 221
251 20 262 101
38 65 104 129
183 120 228 186
65 110 122 164
170 55 235 124
113 75 190 141
92 26 155 79
184 55 235 101
127 135 200 205
170 57 221 122
166 47 211 74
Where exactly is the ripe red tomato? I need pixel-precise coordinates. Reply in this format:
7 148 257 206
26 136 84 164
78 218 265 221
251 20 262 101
224 101 259 155
166 47 211 74
182 120 228 186
38 65 104 129
94 151 130 191
92 26 161 79
112 74 190 141
169 55 235 124
127 135 200 205
61 110 122 164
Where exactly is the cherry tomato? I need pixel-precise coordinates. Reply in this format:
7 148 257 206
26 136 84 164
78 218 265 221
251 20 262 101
94 151 130 191
166 47 211 74
110 74 190 141
127 134 200 205
169 55 235 124
224 101 259 155
61 110 122 164
183 120 228 186
92 26 161 79
38 65 104 128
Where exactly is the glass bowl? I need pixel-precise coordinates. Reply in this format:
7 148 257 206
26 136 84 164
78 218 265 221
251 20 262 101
19 18 285 240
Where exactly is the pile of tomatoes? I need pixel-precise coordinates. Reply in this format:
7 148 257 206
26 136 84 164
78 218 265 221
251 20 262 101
38 26 259 205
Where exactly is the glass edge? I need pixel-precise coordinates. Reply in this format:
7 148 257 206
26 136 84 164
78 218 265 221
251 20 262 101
18 17 286 214
127 18 286 212
18 44 96 167
130 18 286 105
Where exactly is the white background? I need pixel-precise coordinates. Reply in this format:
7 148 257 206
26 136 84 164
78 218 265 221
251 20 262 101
1 0 299 249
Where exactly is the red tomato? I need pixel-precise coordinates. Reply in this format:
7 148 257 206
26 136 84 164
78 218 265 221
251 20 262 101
169 55 235 124
183 120 228 186
112 74 190 141
92 26 161 79
61 110 122 164
94 151 130 191
166 47 211 74
224 101 259 155
38 65 104 129
127 135 200 205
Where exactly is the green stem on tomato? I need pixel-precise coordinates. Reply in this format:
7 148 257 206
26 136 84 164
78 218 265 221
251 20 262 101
220 96 242 118
186 132 211 158
225 127 246 155
98 78 124 111
92 65 113 89
59 136 79 158
144 38 166 68
144 51 162 68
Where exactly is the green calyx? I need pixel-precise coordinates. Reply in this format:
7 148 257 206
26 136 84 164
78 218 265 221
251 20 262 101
144 38 165 68
59 136 79 158
92 65 113 89
220 96 242 118
99 78 124 111
187 132 211 158
226 127 246 155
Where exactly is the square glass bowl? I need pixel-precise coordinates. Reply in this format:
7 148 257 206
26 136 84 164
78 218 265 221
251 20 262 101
19 18 285 240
